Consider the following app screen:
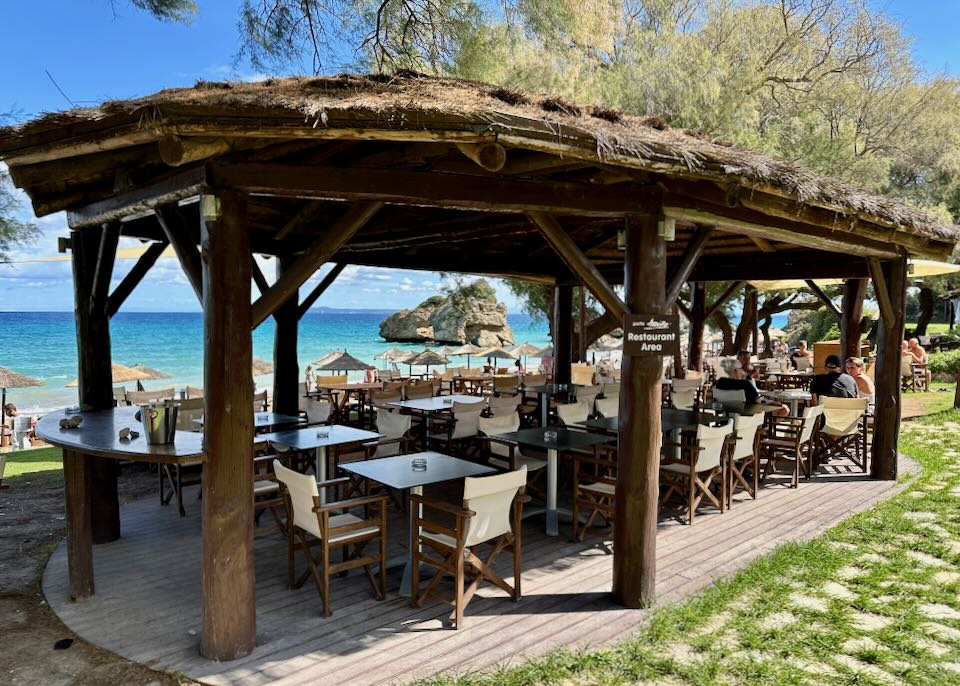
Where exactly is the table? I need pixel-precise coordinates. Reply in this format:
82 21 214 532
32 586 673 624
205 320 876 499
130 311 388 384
260 425 380 501
764 389 812 416
524 384 581 427
578 407 730 436
193 412 304 433
387 394 485 447
310 382 383 425
340 451 494 596
494 427 614 536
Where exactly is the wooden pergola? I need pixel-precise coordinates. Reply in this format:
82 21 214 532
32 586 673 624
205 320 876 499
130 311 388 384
2 73 957 661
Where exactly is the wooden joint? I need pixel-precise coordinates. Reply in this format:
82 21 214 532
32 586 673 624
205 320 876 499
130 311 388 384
455 142 507 172
159 135 231 167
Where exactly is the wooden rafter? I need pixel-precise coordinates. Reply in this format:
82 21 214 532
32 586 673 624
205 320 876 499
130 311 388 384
275 200 325 242
298 263 347 319
91 223 121 313
665 227 714 306
750 236 776 252
106 240 169 317
251 257 269 294
804 279 842 322
155 205 203 303
867 258 895 324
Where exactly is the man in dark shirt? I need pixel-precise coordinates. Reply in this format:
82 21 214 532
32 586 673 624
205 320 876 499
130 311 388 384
810 355 858 403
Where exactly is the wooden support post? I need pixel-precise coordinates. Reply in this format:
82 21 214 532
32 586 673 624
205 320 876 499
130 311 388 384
614 211 665 609
840 278 868 359
751 288 760 355
688 282 706 373
156 205 203 302
298 263 347 319
251 257 269 295
870 256 907 481
62 448 93 599
578 286 587 363
200 191 256 660
273 255 300 417
71 226 120 545
107 240 169 317
554 285 573 384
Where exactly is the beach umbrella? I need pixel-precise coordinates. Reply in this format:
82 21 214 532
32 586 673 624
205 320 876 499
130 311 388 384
313 350 376 372
477 346 517 371
534 345 553 357
406 349 451 375
511 342 541 369
252 358 275 376
448 343 482 368
375 348 411 369
129 363 170 380
0 367 42 430
66 362 152 388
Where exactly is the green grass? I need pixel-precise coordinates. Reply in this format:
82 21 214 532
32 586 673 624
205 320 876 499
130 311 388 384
905 382 956 416
907 322 952 335
2 446 63 477
417 410 960 686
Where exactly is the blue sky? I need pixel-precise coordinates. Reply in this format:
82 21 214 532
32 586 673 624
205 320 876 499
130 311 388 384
1 0 958 312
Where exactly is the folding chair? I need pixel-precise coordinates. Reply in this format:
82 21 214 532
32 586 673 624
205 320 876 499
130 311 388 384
487 394 520 417
253 453 287 536
659 420 734 525
556 399 592 428
274 460 388 617
670 378 702 411
760 404 824 487
572 445 616 544
595 395 619 418
411 468 528 628
728 412 765 505
817 397 869 471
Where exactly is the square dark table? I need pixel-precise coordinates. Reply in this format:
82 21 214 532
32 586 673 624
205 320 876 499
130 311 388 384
387 394 485 448
340 451 494 596
495 427 614 535
193 412 305 433
524 384 583 427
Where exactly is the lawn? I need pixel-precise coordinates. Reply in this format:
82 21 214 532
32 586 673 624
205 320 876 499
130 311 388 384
2 446 63 479
420 410 960 686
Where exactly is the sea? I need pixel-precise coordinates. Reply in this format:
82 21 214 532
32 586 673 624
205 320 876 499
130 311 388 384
0 311 552 414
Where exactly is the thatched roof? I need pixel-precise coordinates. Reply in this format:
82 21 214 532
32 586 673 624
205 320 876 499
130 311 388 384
1 72 955 243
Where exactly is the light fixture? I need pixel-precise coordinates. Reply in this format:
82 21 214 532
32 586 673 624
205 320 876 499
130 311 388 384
907 261 915 275
657 216 676 241
617 217 628 250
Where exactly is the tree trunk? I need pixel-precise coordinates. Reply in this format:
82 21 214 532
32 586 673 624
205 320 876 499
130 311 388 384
687 282 706 372
733 286 755 353
840 278 868 360
915 287 934 336
954 371 960 409
711 310 735 354
759 317 772 358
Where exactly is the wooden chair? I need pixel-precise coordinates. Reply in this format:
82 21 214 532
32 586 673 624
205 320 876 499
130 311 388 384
274 460 388 617
570 363 596 386
555 400 592 428
595 395 619 419
670 378 702 411
304 397 332 425
364 410 414 459
571 445 616 543
411 468 528 628
438 402 483 456
253 389 269 412
493 375 520 397
486 394 520 417
760 404 824 487
575 384 601 411
659 420 733 525
816 397 869 471
112 386 127 406
253 453 287 536
728 412 766 505
127 388 176 405
404 382 434 400
479 413 546 476
174 397 205 431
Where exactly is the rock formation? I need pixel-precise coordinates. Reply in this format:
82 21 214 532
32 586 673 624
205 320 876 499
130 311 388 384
379 280 514 346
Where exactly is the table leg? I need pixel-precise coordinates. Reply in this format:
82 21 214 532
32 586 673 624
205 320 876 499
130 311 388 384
315 445 327 503
540 392 549 428
399 484 422 597
546 447 559 536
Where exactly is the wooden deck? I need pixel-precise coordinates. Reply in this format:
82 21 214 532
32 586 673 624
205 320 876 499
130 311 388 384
42 456 912 686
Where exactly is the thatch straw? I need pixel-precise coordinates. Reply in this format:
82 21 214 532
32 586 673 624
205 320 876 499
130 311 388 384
313 351 375 371
0 367 42 389
66 363 152 387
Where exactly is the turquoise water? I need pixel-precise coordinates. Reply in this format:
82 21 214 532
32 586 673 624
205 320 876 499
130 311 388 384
0 311 551 413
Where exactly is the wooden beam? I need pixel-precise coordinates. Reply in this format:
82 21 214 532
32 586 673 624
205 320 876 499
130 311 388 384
705 281 744 318
251 257 269 294
455 142 507 172
676 299 691 320
107 240 169 318
298 263 347 319
158 135 230 167
156 205 203 303
804 280 841 322
867 258 895 325
840 278 868 360
665 226 714 306
871 257 907 480
67 165 207 229
275 200 326 242
209 163 659 218
272 255 300 417
200 190 256 660
91 222 121 314
750 235 776 252
553 286 573 385
527 211 628 320
252 202 382 328
688 282 706 372
615 212 665 609
686 254 871 282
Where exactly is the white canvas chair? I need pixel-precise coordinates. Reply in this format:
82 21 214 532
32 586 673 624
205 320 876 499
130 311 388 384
760 404 824 487
570 364 596 386
817 397 869 471
127 388 176 405
670 378 702 411
11 415 33 450
794 356 812 372
479 413 546 474
728 412 766 504
175 397 205 432
304 397 333 425
595 396 619 419
493 375 520 397
112 386 127 406
556 400 592 428
487 395 520 417
441 402 483 455
364 411 413 459
274 460 388 617
575 384 601 410
660 420 734 525
412 467 527 628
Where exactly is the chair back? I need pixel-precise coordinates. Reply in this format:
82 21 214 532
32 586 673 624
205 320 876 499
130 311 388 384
684 370 704 380
185 385 204 399
371 388 403 408
488 395 519 416
112 386 127 406
712 387 746 407
404 382 434 400
273 460 322 538
175 397 205 431
899 355 913 378
451 405 483 440
127 388 176 404
556 400 592 426
315 374 348 386
595 396 619 418
387 369 403 381
522 373 546 387
376 410 411 440
732 412 764 460
570 364 596 386
601 382 620 397
252 390 269 412
305 397 332 424
479 412 520 438
671 378 702 411
695 420 733 471
794 356 812 372
799 404 825 443
439 368 455 381
462 467 527 546
493 375 519 396
821 397 867 437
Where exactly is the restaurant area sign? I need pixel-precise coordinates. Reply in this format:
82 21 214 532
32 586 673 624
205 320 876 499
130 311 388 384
622 313 680 357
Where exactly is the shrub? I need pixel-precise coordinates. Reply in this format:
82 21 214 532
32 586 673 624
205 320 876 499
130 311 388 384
928 350 960 379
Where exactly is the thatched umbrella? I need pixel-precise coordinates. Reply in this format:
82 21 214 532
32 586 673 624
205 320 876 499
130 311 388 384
0 367 42 429
375 347 412 368
448 343 482 368
313 350 375 372
511 342 541 369
129 363 170 380
252 358 275 376
406 349 451 375
534 345 554 357
477 346 517 371
66 363 152 388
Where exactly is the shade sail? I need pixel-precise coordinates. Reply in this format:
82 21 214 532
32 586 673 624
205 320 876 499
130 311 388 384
313 350 375 371
66 363 152 387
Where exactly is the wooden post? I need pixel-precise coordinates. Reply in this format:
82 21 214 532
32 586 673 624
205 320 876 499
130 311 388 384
688 282 706 373
62 449 93 599
554 285 573 384
71 226 120 545
751 288 760 355
870 256 907 480
273 255 300 417
840 278 868 359
578 286 586 363
200 191 256 660
614 211 665 608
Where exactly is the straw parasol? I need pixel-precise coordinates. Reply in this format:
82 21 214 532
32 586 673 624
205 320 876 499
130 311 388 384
447 342 482 368
129 363 170 380
66 362 152 388
252 358 275 376
477 346 517 371
313 350 375 372
375 347 412 368
406 348 451 374
534 345 554 357
511 342 541 369
0 366 42 430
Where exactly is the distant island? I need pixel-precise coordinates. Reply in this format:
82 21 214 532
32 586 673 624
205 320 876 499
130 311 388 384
379 279 514 346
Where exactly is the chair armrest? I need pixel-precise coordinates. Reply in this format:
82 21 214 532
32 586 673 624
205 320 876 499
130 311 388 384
313 493 388 513
484 435 518 449
409 493 475 518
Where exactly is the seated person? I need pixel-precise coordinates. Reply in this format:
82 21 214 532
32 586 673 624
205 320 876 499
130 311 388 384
845 356 874 402
714 364 789 416
908 337 931 387
790 340 812 369
810 355 858 404
736 349 759 380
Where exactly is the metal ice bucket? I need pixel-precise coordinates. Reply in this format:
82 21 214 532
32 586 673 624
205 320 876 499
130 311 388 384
136 401 178 445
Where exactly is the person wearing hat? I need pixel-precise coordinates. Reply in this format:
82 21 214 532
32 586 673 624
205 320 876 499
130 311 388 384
809 354 858 404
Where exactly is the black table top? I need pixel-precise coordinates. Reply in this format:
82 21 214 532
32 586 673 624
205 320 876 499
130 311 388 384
496 427 614 451
386 395 484 412
580 407 769 435
339 451 495 490
525 384 582 395
194 412 305 430
260 424 380 450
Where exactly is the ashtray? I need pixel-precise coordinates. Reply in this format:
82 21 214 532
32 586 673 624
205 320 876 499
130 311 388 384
316 429 330 439
543 430 558 442
442 398 453 405
411 457 428 471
